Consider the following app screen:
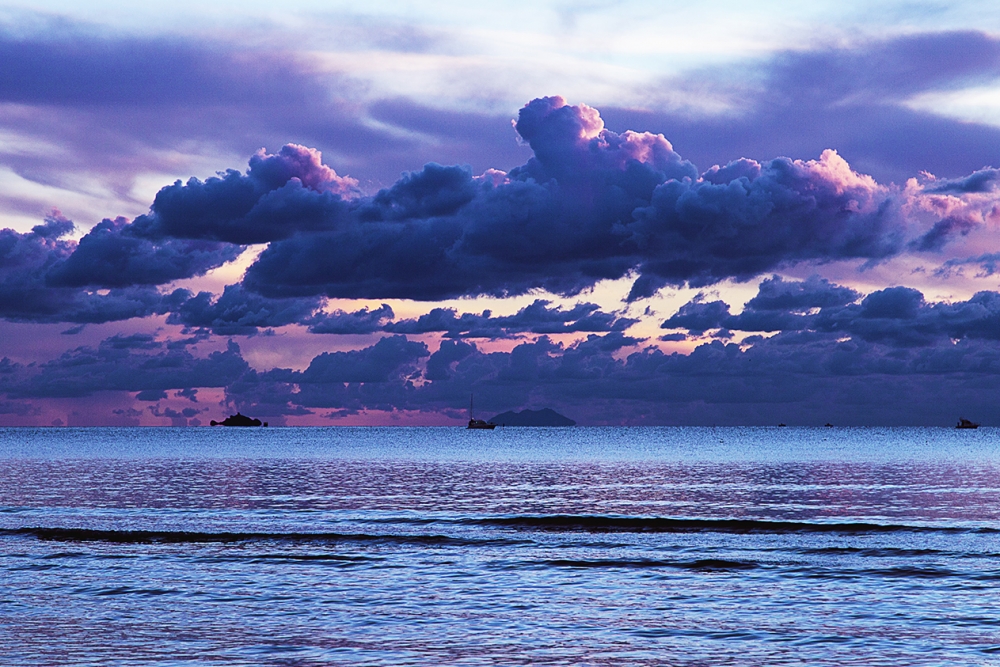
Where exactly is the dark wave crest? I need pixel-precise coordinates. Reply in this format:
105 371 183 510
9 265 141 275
0 527 525 547
466 515 997 535
541 557 759 571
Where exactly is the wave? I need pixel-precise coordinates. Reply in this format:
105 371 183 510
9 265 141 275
3 514 994 545
0 527 527 547
540 557 758 571
465 515 998 535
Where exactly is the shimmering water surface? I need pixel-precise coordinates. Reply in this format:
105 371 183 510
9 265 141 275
2 426 999 666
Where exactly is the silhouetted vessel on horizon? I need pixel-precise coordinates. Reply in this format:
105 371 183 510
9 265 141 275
211 412 267 427
956 418 979 429
466 395 496 430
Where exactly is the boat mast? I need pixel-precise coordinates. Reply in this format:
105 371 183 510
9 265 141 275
470 393 474 421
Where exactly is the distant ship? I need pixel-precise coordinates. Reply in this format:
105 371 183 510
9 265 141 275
211 412 267 427
956 418 979 429
467 395 496 430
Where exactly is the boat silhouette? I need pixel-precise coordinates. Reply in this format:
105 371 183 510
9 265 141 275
956 418 979 429
466 394 496 430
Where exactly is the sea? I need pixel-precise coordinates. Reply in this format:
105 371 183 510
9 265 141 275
1 426 999 666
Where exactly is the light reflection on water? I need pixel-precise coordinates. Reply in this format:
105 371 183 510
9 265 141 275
1 427 999 666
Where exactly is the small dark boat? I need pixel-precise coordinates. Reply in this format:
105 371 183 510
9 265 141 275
466 394 496 430
211 412 267 427
824 423 834 428
956 418 979 429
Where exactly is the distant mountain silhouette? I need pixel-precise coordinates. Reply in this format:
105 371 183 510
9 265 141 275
489 408 576 426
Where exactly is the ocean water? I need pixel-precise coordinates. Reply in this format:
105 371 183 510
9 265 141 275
1 426 999 666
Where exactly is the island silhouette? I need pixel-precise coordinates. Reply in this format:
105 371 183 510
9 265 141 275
489 408 575 427
210 412 267 427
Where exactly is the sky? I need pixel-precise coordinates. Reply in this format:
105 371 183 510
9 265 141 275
4 1 1000 426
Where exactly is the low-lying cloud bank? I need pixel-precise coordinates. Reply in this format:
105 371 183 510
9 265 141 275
5 277 1000 425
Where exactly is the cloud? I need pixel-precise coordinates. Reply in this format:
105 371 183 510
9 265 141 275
306 304 395 334
745 275 860 311
131 145 357 244
909 215 978 252
0 217 182 323
148 404 204 426
45 216 241 288
602 31 1000 186
626 149 904 295
244 97 931 302
209 326 1000 425
6 99 990 332
923 168 1000 194
7 293 1000 424
0 23 408 191
660 298 732 335
665 276 1000 348
7 86 1000 328
385 299 636 338
299 335 428 385
167 283 323 335
5 337 249 399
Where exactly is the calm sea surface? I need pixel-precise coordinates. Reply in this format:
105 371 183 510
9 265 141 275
2 426 999 666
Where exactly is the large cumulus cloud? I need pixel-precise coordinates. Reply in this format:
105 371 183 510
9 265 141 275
5 94 998 326
131 145 358 244
242 97 969 302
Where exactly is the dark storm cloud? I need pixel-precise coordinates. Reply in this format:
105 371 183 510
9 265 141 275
660 299 732 335
7 27 1000 333
5 90 994 329
601 31 1000 186
628 148 903 293
136 390 168 402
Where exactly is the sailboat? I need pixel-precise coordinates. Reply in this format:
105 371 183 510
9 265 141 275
467 394 496 430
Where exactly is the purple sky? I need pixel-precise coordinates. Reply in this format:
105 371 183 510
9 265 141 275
4 4 1000 425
